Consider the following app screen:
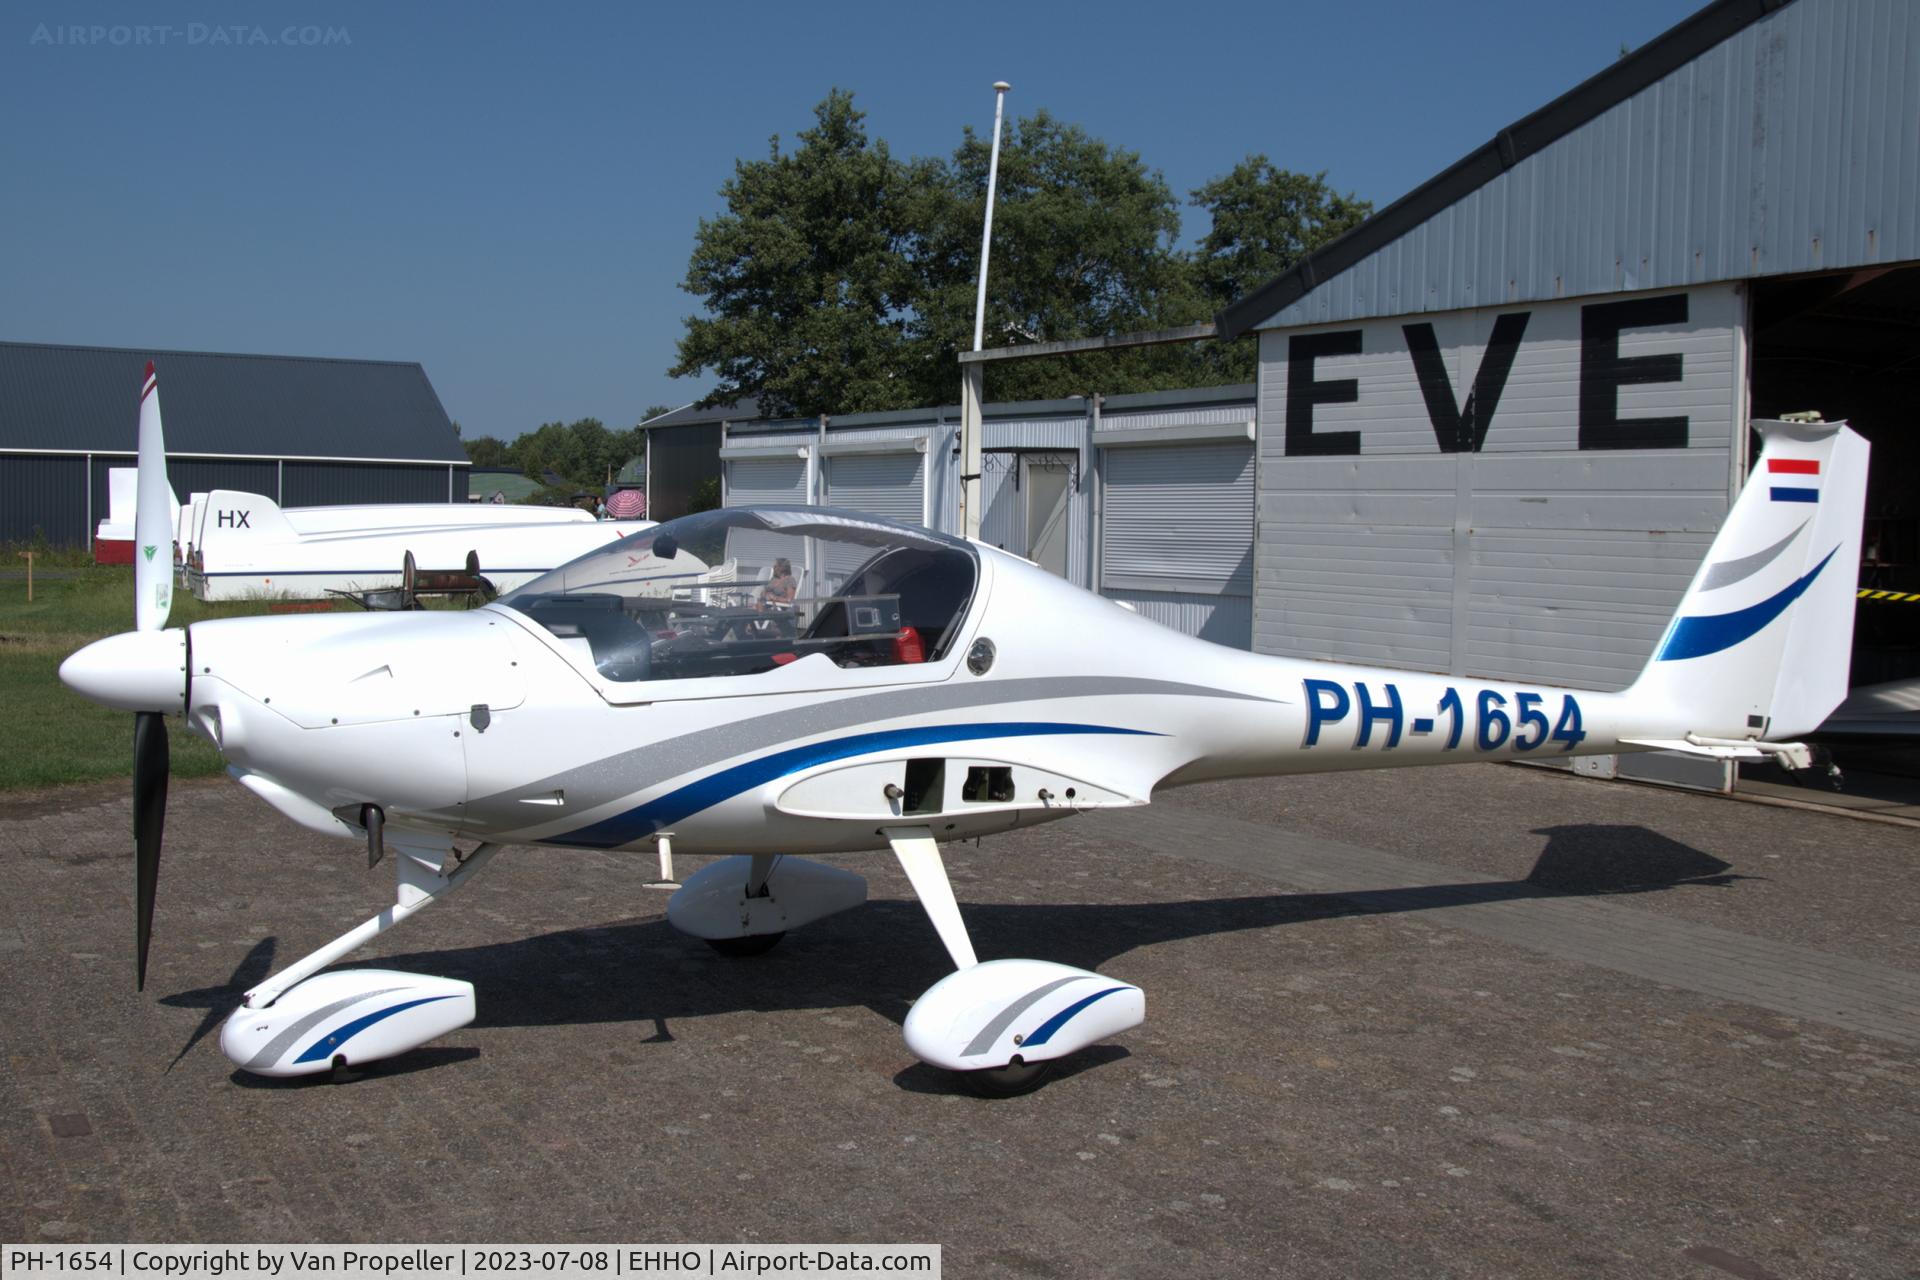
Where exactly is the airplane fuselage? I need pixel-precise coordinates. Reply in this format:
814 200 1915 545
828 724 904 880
178 546 1694 862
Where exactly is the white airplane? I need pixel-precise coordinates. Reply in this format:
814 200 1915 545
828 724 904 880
61 361 1870 1094
183 487 656 601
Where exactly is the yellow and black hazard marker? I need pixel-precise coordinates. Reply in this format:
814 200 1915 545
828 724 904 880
1857 589 1920 602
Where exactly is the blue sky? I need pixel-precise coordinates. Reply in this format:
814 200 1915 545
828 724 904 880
2 1 1704 442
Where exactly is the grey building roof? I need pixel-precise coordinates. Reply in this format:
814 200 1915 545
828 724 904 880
1214 0 1795 339
0 341 465 462
639 396 762 431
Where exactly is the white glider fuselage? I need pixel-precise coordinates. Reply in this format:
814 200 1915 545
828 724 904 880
179 544 1689 861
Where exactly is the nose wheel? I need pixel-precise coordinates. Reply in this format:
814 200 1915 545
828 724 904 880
961 1058 1056 1098
886 827 1143 1096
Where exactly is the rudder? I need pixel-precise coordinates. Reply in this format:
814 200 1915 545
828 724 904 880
1627 419 1869 740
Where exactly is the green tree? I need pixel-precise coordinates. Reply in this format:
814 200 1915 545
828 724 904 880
903 109 1207 403
671 90 925 419
1191 158 1370 308
1189 159 1371 381
517 418 621 488
671 96 1373 411
463 435 513 467
685 476 721 514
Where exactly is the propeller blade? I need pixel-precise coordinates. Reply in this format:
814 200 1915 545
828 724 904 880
134 361 176 632
133 710 169 991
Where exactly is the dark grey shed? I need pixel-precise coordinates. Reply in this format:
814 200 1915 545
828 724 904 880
637 396 758 521
0 341 468 545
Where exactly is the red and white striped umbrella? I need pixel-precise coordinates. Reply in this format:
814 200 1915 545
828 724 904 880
606 488 646 519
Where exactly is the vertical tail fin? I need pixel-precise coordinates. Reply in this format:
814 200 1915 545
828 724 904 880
1627 419 1869 740
196 489 298 549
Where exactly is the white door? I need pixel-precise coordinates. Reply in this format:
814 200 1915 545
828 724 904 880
1023 455 1071 578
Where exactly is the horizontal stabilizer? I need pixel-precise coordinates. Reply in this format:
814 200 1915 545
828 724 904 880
1620 737 1813 769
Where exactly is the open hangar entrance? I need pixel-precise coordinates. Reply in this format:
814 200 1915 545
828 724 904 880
1749 262 1920 783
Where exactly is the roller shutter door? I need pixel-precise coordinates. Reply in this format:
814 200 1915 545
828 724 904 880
1100 441 1255 592
822 451 925 590
724 455 806 507
825 451 924 525
723 455 809 574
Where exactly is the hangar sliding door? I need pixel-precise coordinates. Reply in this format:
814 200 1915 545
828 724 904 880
1253 284 1743 691
1099 439 1255 648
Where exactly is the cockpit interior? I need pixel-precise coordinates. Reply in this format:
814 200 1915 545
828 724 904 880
499 507 979 684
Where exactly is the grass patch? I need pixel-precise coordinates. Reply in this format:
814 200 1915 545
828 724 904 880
1 541 105 571
0 565 353 790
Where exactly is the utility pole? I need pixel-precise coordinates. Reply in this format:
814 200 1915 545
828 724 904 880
959 80 1010 542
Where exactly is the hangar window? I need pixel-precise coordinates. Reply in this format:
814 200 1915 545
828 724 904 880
498 507 978 683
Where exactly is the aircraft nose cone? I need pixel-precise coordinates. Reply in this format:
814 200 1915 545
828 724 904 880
60 630 187 713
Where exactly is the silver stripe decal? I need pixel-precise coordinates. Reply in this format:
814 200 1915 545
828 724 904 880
463 676 1274 829
242 986 404 1070
960 976 1091 1058
1701 522 1805 592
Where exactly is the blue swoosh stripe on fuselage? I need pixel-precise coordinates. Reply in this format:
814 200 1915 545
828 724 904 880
292 995 458 1064
543 722 1162 849
1023 986 1131 1047
1657 546 1838 662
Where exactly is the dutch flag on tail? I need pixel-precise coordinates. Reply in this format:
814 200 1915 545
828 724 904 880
1769 457 1820 503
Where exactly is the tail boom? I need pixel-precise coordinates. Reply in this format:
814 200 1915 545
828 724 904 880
1167 418 1868 781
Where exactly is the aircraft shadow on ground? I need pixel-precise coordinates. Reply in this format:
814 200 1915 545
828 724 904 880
159 822 1751 1067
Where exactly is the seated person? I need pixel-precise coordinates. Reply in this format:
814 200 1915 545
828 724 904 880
758 557 797 610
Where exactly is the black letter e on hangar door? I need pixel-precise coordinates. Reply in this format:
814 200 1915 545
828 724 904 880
1285 330 1363 456
1579 293 1690 450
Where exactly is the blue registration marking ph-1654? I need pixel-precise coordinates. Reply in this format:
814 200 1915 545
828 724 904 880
1303 678 1586 755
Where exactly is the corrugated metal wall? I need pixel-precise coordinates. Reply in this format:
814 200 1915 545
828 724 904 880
1102 589 1255 650
1254 0 1919 331
162 459 280 505
281 461 460 505
0 454 88 543
1254 283 1742 689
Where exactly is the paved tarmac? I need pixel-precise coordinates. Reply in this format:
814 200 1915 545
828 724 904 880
1 764 1915 1278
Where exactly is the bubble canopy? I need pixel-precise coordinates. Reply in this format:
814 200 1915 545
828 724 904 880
498 507 979 684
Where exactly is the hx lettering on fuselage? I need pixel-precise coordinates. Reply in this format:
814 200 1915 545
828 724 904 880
60 362 1869 1095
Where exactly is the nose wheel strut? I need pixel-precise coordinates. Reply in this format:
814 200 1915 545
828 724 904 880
884 826 1141 1096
